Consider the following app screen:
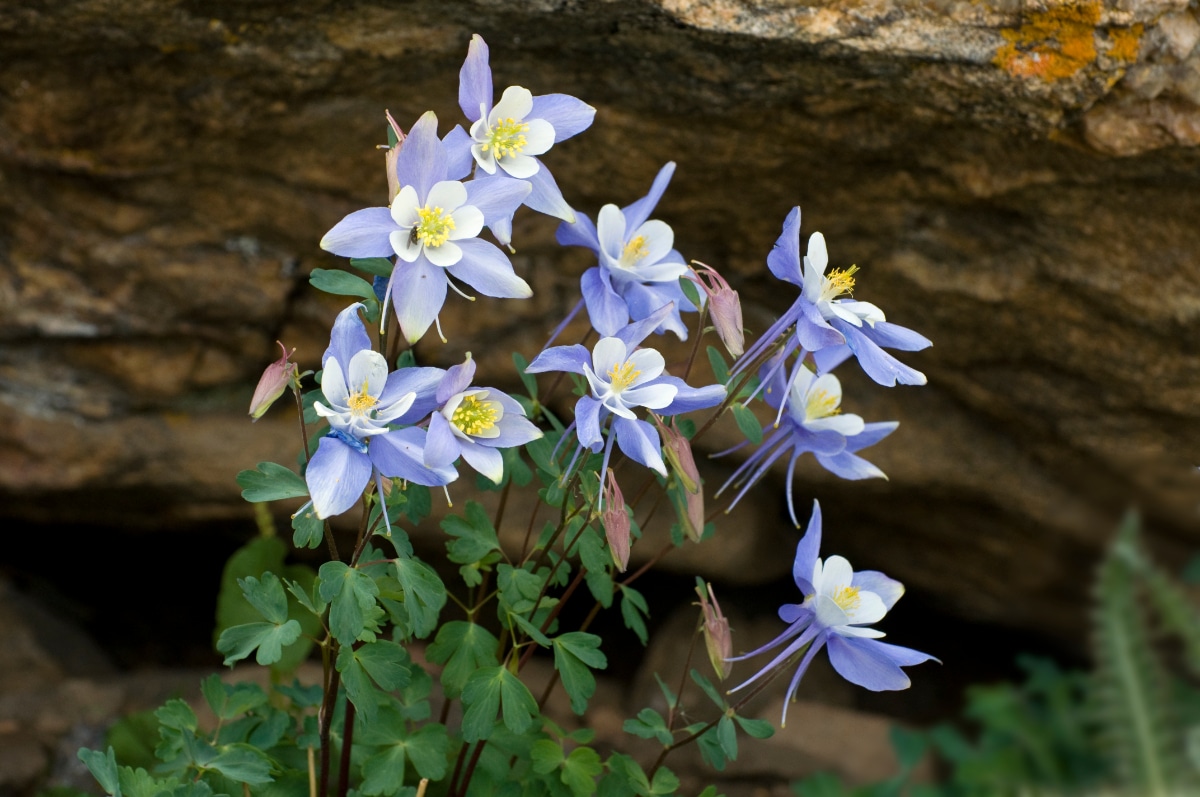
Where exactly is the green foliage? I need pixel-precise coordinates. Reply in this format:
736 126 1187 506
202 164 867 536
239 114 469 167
236 462 308 502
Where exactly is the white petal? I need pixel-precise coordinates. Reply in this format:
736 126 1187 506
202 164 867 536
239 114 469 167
625 348 666 385
818 556 854 595
626 219 674 267
471 142 498 174
844 591 888 626
498 152 540 179
321 356 349 405
621 382 677 410
390 229 422 262
448 205 484 240
426 180 468 211
390 185 421 226
807 232 828 274
806 413 866 436
591 337 628 377
520 118 555 156
815 594 851 629
836 625 886 639
424 240 463 268
490 85 533 122
838 299 886 325
828 302 865 327
596 205 628 265
346 349 389 398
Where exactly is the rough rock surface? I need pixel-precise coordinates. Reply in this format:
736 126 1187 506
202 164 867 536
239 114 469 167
2 0 1199 655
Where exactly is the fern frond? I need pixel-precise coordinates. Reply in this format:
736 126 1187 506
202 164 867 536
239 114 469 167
1089 511 1185 797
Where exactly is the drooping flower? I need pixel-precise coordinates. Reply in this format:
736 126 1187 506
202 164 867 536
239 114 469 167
601 469 631 572
555 163 697 340
441 34 595 244
525 304 724 483
728 501 935 726
423 353 543 484
734 207 930 392
319 112 533 344
304 304 458 520
688 262 744 358
696 581 732 680
717 359 896 527
249 341 297 421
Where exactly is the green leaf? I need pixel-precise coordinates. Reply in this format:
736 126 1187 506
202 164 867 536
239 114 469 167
349 257 395 277
734 714 774 740
442 501 501 564
291 506 324 549
554 632 608 715
890 725 927 769
730 403 763 445
201 675 267 721
514 352 539 399
461 666 538 742
498 563 549 615
695 723 728 771
318 561 383 644
706 346 730 385
78 747 121 797
618 585 650 646
562 747 603 797
679 275 701 308
623 708 673 747
717 714 738 760
426 621 501 698
216 619 302 666
690 669 727 710
392 556 447 639
236 463 308 502
206 743 274 785
405 724 450 780
400 483 432 523
309 268 378 300
531 739 564 774
526 436 561 477
359 744 407 796
649 767 679 795
239 572 289 624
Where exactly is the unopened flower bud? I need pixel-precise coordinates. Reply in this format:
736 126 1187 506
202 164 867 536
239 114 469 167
657 418 700 495
249 341 297 421
696 581 732 680
681 485 704 543
689 262 744 358
384 109 407 203
601 469 631 572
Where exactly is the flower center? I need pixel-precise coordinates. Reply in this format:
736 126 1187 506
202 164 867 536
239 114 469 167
832 585 861 612
483 118 529 160
805 388 841 420
608 360 642 392
415 206 456 248
451 394 498 436
619 235 649 268
821 265 858 302
347 382 379 417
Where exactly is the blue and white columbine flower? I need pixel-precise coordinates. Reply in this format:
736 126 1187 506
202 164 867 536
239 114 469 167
734 207 930 392
319 111 532 344
717 359 896 527
555 162 697 341
728 501 935 726
442 34 595 244
423 354 543 484
305 304 458 520
526 305 724 482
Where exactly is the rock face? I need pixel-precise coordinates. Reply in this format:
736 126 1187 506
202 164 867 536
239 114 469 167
1 0 1198 651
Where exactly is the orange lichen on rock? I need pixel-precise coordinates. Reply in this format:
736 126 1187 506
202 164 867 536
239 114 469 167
1105 25 1144 63
993 1 1139 82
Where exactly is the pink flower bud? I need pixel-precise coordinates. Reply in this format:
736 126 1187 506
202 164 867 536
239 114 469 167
384 110 407 203
601 469 631 572
248 341 297 421
696 581 732 680
681 484 705 543
689 262 744 358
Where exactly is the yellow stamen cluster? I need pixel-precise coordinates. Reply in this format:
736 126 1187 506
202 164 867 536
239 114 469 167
482 118 529 160
806 388 841 419
832 585 861 612
347 382 379 416
451 394 499 436
822 265 859 301
608 360 642 391
415 206 456 248
621 235 649 266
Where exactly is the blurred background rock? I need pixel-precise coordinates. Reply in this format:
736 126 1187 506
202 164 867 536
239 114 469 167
1 0 1198 792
